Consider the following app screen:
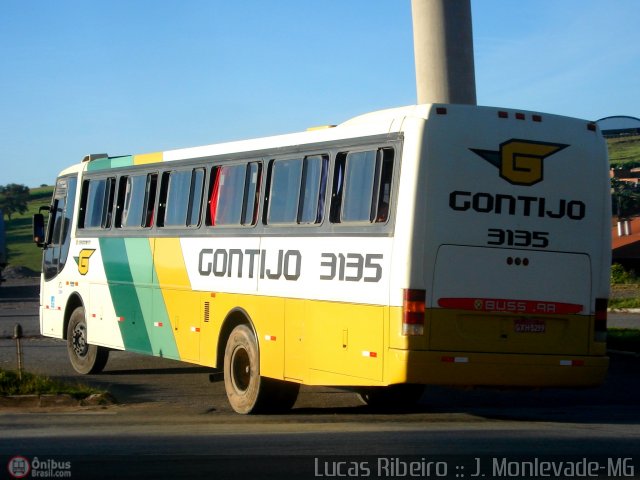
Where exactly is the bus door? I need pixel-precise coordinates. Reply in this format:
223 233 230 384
40 176 77 336
43 176 78 281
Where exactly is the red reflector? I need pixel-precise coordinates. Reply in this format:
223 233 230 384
515 112 525 120
532 114 542 122
561 359 585 367
498 111 509 118
436 107 447 115
441 356 469 364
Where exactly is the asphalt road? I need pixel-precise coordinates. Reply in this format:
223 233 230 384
1 280 640 479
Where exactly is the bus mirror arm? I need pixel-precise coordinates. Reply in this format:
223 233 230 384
33 212 47 248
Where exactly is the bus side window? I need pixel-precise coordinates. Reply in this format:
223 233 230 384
329 154 346 223
102 178 116 228
241 162 261 226
116 174 149 228
158 169 205 228
330 148 394 224
114 176 128 228
79 177 115 229
267 159 303 224
298 154 328 224
207 167 222 226
143 174 158 228
187 168 205 227
374 148 394 223
207 164 246 226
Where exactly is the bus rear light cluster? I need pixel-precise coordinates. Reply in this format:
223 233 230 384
402 289 426 336
594 298 608 342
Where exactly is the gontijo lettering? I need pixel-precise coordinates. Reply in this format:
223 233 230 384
449 191 586 220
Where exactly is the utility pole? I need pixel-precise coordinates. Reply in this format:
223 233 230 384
411 0 477 105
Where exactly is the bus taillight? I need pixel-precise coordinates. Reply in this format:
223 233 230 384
594 298 608 343
402 289 426 336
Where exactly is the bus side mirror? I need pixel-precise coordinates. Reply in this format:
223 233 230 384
33 213 46 247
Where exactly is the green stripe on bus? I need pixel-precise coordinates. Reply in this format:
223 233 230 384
124 238 180 359
99 237 153 355
86 156 133 171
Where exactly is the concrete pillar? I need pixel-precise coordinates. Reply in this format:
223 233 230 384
411 0 477 105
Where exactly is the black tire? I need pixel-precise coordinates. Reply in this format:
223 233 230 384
66 306 109 375
223 324 299 414
357 384 424 410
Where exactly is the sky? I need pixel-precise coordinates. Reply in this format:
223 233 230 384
1 0 639 187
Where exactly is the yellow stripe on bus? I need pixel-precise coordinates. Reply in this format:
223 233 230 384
134 152 163 165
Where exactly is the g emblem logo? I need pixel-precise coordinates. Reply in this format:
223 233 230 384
75 249 96 275
471 139 568 186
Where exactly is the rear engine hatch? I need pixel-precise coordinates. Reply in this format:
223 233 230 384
430 245 591 355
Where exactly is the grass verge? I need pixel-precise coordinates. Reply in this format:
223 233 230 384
5 185 54 272
608 297 640 310
608 135 640 167
608 328 640 353
0 368 104 399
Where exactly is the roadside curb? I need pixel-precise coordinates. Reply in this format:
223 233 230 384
0 392 117 409
609 308 640 313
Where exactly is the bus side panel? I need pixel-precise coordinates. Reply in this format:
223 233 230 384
306 300 384 383
100 237 157 356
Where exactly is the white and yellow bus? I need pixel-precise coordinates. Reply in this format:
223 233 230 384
34 104 611 413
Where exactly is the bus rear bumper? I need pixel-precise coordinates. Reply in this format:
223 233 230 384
387 349 609 388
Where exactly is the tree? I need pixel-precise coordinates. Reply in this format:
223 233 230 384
0 183 30 221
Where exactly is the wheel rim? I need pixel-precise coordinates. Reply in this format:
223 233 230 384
230 346 251 393
72 322 88 358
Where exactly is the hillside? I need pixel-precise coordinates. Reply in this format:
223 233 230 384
4 186 53 273
608 134 640 167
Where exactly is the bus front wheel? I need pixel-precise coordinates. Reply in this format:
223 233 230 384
66 306 109 375
223 324 299 414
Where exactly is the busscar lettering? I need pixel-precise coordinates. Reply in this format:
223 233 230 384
449 190 585 220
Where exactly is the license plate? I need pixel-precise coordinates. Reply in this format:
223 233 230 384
514 318 546 333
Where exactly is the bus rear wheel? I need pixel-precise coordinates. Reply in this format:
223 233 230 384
223 324 299 414
66 306 109 375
